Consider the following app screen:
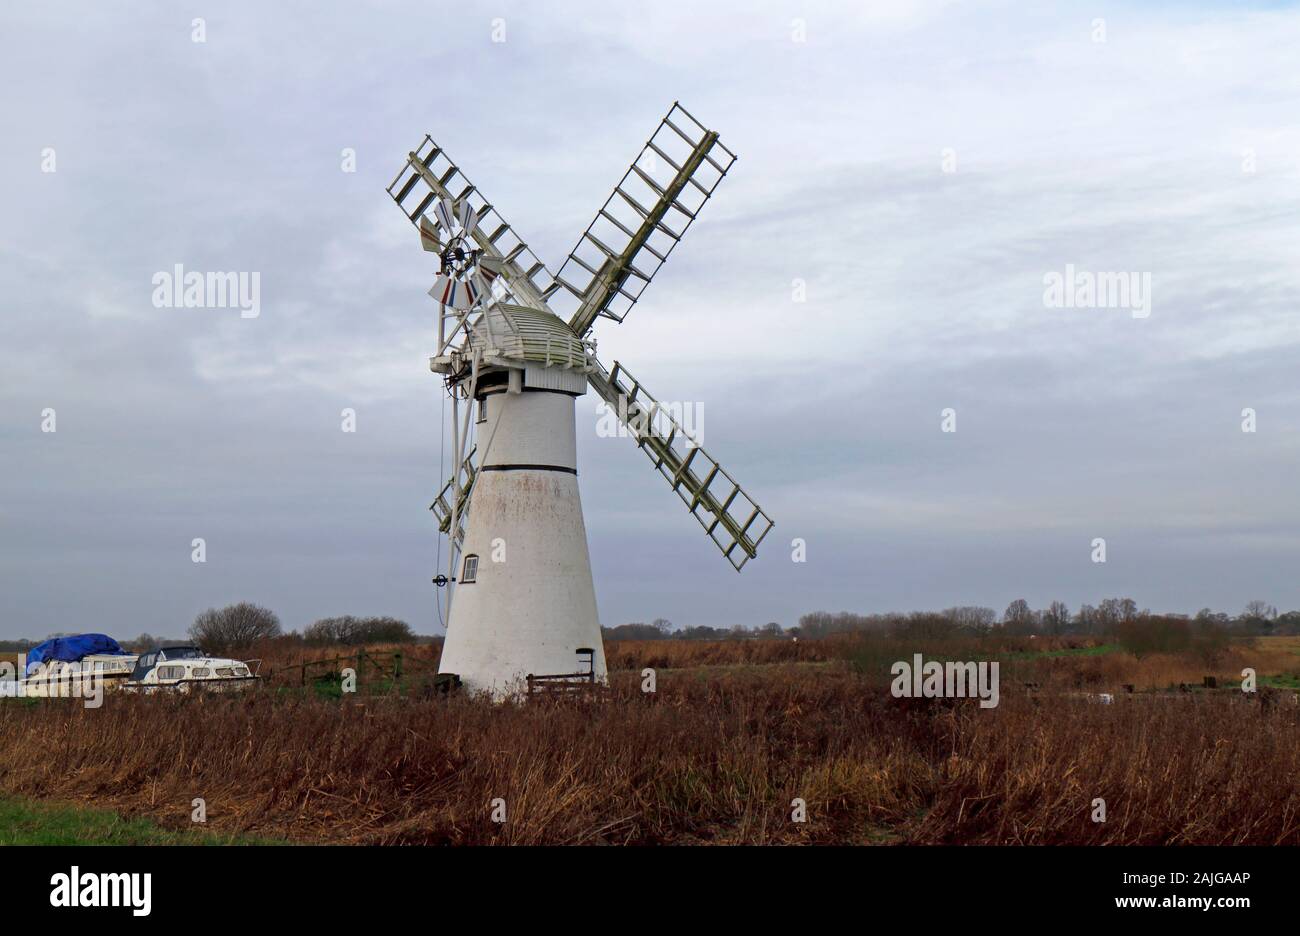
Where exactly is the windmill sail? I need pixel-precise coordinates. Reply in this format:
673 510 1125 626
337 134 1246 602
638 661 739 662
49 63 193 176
428 445 477 550
544 103 737 337
588 358 773 571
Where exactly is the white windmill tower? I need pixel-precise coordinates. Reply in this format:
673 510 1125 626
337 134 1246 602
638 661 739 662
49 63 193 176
387 103 774 697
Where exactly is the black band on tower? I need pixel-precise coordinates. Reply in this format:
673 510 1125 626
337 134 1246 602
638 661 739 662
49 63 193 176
479 464 578 475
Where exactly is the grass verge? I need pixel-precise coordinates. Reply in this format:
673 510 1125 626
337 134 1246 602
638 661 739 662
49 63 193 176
0 796 284 845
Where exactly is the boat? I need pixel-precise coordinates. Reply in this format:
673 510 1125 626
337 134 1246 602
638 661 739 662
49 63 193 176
1 636 261 699
14 634 138 697
120 645 260 694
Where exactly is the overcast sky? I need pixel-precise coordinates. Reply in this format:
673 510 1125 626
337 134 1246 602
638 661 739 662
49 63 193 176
2 1 1299 640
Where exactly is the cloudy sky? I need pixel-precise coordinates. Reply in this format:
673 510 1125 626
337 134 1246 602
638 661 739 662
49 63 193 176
2 0 1299 641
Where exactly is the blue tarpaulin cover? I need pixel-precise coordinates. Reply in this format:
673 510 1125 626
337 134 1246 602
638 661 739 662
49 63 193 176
25 634 130 675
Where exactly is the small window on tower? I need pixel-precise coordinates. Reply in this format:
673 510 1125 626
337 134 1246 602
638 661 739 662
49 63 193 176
461 554 479 584
476 400 487 424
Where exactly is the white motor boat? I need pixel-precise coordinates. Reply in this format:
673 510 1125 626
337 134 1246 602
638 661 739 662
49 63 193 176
121 645 260 694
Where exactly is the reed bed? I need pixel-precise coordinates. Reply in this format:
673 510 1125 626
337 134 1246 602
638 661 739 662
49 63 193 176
1 653 1296 845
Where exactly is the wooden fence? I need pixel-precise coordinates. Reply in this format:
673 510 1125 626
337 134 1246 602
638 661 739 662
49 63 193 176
268 649 444 690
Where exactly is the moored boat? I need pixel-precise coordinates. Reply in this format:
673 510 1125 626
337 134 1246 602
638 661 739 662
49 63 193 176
13 634 137 698
120 645 260 694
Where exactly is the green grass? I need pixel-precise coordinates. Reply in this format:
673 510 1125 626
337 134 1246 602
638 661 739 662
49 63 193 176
311 676 404 698
855 641 1119 671
0 796 285 845
271 670 439 699
1259 673 1300 689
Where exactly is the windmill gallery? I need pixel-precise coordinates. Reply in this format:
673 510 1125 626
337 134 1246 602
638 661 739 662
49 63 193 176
387 103 774 697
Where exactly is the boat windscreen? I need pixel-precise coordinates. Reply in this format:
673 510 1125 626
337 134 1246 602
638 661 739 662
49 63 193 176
160 646 204 660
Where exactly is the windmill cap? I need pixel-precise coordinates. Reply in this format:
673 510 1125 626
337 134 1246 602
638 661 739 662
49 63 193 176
469 304 590 369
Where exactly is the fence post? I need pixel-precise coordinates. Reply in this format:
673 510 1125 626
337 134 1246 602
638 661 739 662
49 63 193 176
394 651 403 683
299 656 305 688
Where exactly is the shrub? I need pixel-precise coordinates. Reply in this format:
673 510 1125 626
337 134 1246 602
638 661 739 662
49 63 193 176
1114 615 1190 659
303 616 415 647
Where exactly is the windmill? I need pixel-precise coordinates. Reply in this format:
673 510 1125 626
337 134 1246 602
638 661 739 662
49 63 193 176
387 102 774 696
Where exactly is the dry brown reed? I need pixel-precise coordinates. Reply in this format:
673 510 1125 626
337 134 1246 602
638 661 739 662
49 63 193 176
1 647 1297 845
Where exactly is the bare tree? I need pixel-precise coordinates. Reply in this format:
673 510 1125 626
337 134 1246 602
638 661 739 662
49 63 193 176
1041 601 1071 635
1003 598 1037 634
1241 600 1278 634
944 606 996 634
190 602 281 653
1243 600 1276 620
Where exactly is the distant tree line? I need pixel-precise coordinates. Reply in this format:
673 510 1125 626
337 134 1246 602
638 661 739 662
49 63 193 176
167 603 420 654
601 619 785 641
793 599 1299 640
8 597 1294 656
602 598 1300 647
